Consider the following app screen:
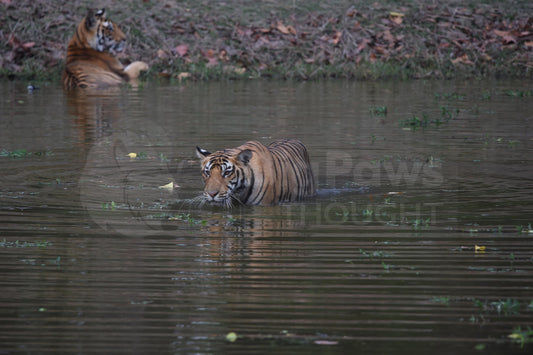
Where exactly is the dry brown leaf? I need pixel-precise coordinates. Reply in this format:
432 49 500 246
276 21 296 35
157 49 168 59
381 30 395 46
451 54 474 65
175 44 188 57
206 55 218 67
493 30 516 44
389 12 405 25
374 45 387 54
22 42 35 50
357 38 371 52
218 49 228 61
330 31 342 45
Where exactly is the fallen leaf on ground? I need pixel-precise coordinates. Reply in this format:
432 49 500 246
127 152 137 158
157 49 168 59
389 12 405 25
175 44 188 57
493 30 516 44
330 31 342 45
276 21 296 35
451 54 474 65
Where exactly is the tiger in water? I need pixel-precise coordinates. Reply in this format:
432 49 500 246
196 139 316 206
62 8 148 89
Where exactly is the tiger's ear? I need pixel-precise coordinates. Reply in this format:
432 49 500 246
196 146 211 159
95 8 106 19
238 149 253 165
85 8 105 29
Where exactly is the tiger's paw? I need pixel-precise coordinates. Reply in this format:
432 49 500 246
125 61 149 79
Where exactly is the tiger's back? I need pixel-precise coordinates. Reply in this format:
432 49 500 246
260 139 316 205
196 139 316 206
62 8 148 89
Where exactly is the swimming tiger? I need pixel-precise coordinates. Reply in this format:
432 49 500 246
62 8 148 89
196 139 316 206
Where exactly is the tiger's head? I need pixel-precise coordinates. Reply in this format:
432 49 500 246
196 147 253 207
82 8 126 55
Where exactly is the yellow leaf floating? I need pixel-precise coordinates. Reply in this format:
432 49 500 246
159 181 179 191
475 245 486 253
127 152 137 159
225 332 237 342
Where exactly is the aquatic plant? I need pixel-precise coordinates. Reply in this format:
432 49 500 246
509 326 533 348
369 105 388 116
101 201 117 211
399 114 430 130
503 89 533 97
472 298 521 316
0 239 51 248
434 92 465 100
432 296 450 306
169 213 207 226
440 105 460 121
0 149 53 158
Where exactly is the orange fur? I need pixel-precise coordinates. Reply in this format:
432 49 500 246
62 9 148 89
196 139 316 206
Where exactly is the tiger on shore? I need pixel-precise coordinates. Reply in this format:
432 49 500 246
196 139 316 206
62 8 148 89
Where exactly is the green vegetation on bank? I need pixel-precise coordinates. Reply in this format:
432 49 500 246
1 0 532 82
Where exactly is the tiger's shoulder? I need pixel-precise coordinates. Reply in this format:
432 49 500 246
62 8 148 89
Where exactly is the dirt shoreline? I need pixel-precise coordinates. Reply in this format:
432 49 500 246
1 0 532 82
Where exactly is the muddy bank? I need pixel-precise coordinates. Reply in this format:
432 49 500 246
1 0 532 82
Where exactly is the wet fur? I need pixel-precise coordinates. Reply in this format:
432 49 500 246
62 8 148 89
196 139 316 206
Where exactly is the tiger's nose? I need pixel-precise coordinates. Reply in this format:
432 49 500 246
207 191 218 199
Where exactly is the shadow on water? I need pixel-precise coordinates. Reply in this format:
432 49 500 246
0 80 532 354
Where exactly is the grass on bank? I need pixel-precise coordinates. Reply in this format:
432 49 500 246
1 0 532 82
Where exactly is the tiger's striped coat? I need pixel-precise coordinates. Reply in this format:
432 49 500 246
62 8 148 89
196 139 316 206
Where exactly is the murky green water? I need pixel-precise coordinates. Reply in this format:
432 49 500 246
1 79 532 354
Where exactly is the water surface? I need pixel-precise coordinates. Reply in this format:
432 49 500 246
0 79 532 354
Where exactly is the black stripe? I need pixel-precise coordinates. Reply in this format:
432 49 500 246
277 148 303 200
252 179 268 204
241 168 254 204
272 150 284 201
